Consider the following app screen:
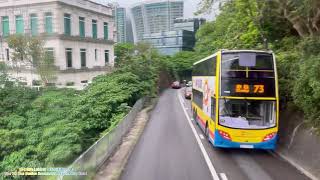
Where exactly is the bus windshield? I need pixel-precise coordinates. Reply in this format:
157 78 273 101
219 99 276 129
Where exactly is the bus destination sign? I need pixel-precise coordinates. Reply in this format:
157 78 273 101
221 79 275 97
235 84 265 94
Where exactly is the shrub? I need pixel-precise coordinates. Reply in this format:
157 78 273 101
293 55 320 129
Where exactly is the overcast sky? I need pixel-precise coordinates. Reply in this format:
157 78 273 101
96 0 216 20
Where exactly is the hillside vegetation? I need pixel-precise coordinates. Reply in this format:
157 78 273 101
0 43 165 176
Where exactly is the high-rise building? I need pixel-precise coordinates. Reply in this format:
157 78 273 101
131 0 184 42
113 4 127 43
0 0 116 89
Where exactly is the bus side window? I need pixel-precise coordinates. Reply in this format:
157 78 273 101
193 89 203 110
211 98 215 121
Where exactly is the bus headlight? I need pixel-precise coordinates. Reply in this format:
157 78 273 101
218 130 232 141
263 132 277 142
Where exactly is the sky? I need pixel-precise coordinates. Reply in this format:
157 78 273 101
95 0 216 20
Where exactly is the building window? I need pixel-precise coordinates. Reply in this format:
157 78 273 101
45 48 54 59
104 50 109 64
44 48 54 68
103 22 108 40
95 49 97 61
79 17 85 37
64 14 71 35
65 48 72 68
45 12 53 34
92 19 97 39
80 49 86 67
1 16 9 37
15 15 24 34
5 48 9 61
30 14 38 36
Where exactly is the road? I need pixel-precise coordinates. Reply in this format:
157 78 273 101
121 89 310 180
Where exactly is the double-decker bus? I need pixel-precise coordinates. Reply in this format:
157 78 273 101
191 50 279 149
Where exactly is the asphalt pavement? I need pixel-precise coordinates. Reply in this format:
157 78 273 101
121 88 311 180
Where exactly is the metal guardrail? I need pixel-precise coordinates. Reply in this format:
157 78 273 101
59 98 146 180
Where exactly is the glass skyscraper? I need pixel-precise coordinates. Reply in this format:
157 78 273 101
115 7 126 43
131 0 184 42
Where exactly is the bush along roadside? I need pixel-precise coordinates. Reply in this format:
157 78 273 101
0 43 166 176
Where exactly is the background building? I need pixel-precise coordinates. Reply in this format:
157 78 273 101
173 18 206 32
125 18 134 43
0 0 116 89
112 3 127 43
143 17 206 55
143 30 195 55
131 0 184 42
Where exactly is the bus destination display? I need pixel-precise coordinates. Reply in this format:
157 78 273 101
235 84 264 94
221 79 275 97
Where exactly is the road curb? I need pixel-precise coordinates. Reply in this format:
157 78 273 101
94 98 158 180
270 151 318 180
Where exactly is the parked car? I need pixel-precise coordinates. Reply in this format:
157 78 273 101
184 87 192 99
171 81 181 89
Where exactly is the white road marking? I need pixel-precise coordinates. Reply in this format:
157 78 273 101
177 90 220 180
220 173 228 180
199 134 205 140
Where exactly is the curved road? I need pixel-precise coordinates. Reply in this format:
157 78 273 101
121 89 310 180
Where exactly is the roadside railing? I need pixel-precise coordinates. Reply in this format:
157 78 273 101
59 98 146 180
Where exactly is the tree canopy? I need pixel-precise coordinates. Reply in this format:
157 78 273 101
197 0 320 37
7 35 56 85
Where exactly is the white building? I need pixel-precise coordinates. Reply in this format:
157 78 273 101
0 0 116 89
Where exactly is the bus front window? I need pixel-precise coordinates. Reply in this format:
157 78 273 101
219 99 276 129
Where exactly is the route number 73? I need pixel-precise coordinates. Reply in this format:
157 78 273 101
254 85 264 94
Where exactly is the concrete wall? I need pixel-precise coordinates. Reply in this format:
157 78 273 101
277 108 320 179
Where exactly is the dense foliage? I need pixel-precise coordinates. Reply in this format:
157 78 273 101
196 0 320 37
0 42 163 176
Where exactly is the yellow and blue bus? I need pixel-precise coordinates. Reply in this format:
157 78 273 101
191 50 279 149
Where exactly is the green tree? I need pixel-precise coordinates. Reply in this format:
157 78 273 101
292 37 320 129
195 0 295 53
114 43 135 67
0 62 7 86
197 0 320 37
195 0 262 51
165 51 205 80
7 35 56 86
